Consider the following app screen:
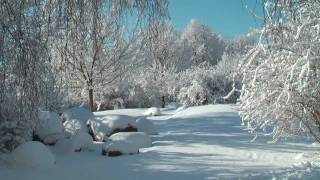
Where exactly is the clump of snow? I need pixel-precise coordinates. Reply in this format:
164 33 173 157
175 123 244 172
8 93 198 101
143 107 160 116
109 132 152 148
61 107 94 124
35 111 64 145
72 132 93 152
87 115 137 141
101 132 151 157
135 118 157 135
11 141 55 169
102 140 139 156
63 119 88 138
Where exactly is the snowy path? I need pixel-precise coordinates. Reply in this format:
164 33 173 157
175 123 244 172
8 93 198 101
1 104 320 179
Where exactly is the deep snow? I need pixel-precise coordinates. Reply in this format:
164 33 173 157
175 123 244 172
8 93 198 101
1 104 320 180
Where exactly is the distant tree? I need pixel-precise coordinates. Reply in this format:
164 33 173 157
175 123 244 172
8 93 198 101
182 19 225 65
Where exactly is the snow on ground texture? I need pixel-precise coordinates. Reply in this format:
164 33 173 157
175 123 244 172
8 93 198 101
9 141 55 169
136 118 157 135
61 107 94 123
109 132 152 148
1 104 320 179
35 111 64 145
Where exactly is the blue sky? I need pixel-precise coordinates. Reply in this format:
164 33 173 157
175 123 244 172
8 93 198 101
169 0 264 38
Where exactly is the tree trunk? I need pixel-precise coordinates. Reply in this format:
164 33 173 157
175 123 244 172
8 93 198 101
89 89 94 112
161 96 165 108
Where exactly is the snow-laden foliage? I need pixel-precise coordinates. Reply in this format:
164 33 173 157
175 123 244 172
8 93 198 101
35 111 64 145
240 0 320 142
182 19 225 65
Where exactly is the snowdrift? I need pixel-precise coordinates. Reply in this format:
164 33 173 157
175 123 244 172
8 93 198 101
143 107 161 116
102 132 151 156
11 141 55 169
135 118 157 135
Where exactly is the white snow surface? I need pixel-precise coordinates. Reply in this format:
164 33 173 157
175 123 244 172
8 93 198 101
109 132 152 148
61 107 94 123
87 115 137 141
36 111 64 144
143 107 161 116
136 118 157 135
1 104 320 179
9 141 55 169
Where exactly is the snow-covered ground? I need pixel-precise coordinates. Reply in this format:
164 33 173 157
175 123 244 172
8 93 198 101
1 104 320 179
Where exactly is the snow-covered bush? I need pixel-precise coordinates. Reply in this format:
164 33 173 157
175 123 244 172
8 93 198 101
11 141 55 169
136 118 157 135
143 107 161 116
102 132 151 156
34 111 64 145
178 80 209 107
240 0 320 142
63 119 88 138
175 63 235 106
61 107 94 123
72 132 93 152
102 140 139 157
87 116 138 141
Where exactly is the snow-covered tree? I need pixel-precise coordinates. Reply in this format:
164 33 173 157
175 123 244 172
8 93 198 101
0 0 59 152
52 0 169 111
240 0 320 142
182 19 225 65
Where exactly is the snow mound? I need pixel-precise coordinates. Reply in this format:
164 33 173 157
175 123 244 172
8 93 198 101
87 115 137 141
61 107 94 123
11 141 55 169
73 132 93 152
109 132 152 148
63 119 88 138
35 111 64 145
102 140 139 157
136 118 157 135
102 132 151 156
143 107 160 116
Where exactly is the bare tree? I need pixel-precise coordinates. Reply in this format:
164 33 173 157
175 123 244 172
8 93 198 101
52 0 169 111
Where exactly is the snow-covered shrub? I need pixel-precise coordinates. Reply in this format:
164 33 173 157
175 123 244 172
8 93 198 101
178 80 209 107
11 141 55 169
72 132 93 152
63 119 88 138
34 111 64 145
239 0 320 142
61 107 94 123
175 63 236 106
87 116 138 141
143 107 161 116
102 132 151 156
109 132 152 148
136 118 157 135
102 140 139 157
